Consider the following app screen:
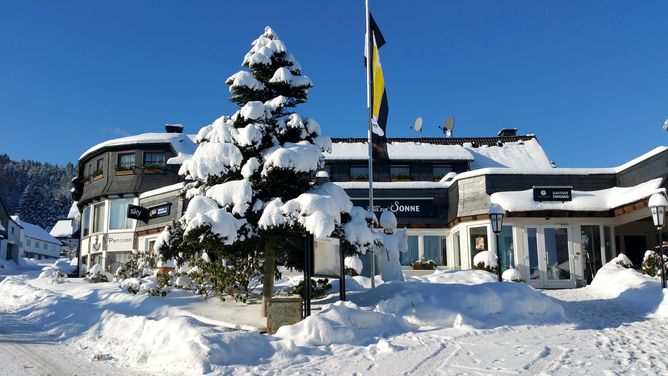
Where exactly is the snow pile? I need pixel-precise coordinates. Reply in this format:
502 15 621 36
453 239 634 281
473 250 498 268
588 255 668 316
344 255 363 274
38 267 67 284
502 268 523 282
277 270 564 347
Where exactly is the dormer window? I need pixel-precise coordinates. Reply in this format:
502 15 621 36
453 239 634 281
117 153 135 171
390 165 410 181
143 152 165 170
433 165 452 181
350 166 368 181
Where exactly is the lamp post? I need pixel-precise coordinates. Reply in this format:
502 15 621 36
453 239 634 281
649 193 668 289
489 203 505 282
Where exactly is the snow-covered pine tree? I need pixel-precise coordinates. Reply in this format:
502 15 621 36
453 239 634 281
161 26 379 316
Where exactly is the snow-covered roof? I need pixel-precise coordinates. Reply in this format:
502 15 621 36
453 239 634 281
79 132 197 164
49 219 74 238
490 178 665 213
139 182 185 199
325 141 474 161
334 181 446 190
22 222 62 245
67 202 80 220
465 139 552 169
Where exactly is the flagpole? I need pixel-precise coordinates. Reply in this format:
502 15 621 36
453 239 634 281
365 0 376 289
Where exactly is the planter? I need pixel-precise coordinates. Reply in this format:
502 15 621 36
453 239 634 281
92 174 104 181
142 168 164 174
114 169 134 176
158 266 175 273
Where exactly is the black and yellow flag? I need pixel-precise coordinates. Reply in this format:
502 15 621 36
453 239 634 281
366 12 389 161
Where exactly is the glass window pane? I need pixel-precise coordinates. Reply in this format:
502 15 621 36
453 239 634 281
441 236 448 267
93 203 105 233
453 232 461 268
82 206 90 237
350 166 368 181
469 226 488 268
424 236 441 265
432 165 452 181
545 228 570 280
117 153 135 170
109 198 135 230
390 166 410 181
143 152 165 167
499 225 514 272
400 236 419 266
528 228 539 280
604 226 614 263
581 225 602 281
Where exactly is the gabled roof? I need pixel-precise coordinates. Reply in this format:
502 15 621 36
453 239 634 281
50 219 74 238
22 222 61 245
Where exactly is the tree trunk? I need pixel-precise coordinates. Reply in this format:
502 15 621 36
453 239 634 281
261 241 276 317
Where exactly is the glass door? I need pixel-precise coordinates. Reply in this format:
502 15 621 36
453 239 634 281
525 225 575 288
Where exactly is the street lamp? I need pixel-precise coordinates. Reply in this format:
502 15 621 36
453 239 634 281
489 203 505 282
649 193 668 288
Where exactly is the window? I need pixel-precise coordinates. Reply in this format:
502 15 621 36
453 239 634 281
390 165 410 181
453 232 461 268
350 166 368 181
498 226 514 272
43 242 47 250
96 158 104 171
433 165 453 181
469 226 488 268
82 206 91 237
424 236 441 265
109 198 135 230
35 241 40 249
400 236 419 266
93 203 105 233
117 153 135 170
143 152 165 169
604 226 614 263
26 238 31 246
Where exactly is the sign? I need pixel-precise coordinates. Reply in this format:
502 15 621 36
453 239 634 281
312 237 341 278
127 205 149 223
148 203 171 220
106 232 134 251
533 187 573 202
351 198 433 218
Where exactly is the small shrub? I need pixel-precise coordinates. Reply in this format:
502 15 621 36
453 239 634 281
412 257 436 270
290 278 332 299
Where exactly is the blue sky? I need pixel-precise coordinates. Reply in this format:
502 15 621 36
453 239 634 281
1 0 667 168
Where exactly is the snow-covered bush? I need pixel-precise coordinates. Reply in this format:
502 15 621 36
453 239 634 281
615 253 634 268
290 278 332 299
38 267 67 284
412 257 437 270
472 250 498 275
641 250 667 277
185 251 262 303
86 263 110 283
502 267 523 282
344 255 363 276
119 277 166 296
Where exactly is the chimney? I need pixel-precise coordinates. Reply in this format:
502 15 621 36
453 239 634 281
497 128 517 137
165 123 184 133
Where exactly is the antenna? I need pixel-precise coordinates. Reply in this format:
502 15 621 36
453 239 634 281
410 117 423 138
438 115 455 137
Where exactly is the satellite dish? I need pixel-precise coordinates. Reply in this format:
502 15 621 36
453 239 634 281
663 118 668 131
442 115 455 137
410 116 423 138
414 117 423 132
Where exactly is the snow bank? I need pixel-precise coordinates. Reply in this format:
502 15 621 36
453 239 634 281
277 270 564 347
588 256 667 316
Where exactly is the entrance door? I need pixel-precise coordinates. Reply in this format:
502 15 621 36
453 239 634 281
525 225 575 288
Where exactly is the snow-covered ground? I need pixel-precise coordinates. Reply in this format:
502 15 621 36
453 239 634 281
2 257 668 375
